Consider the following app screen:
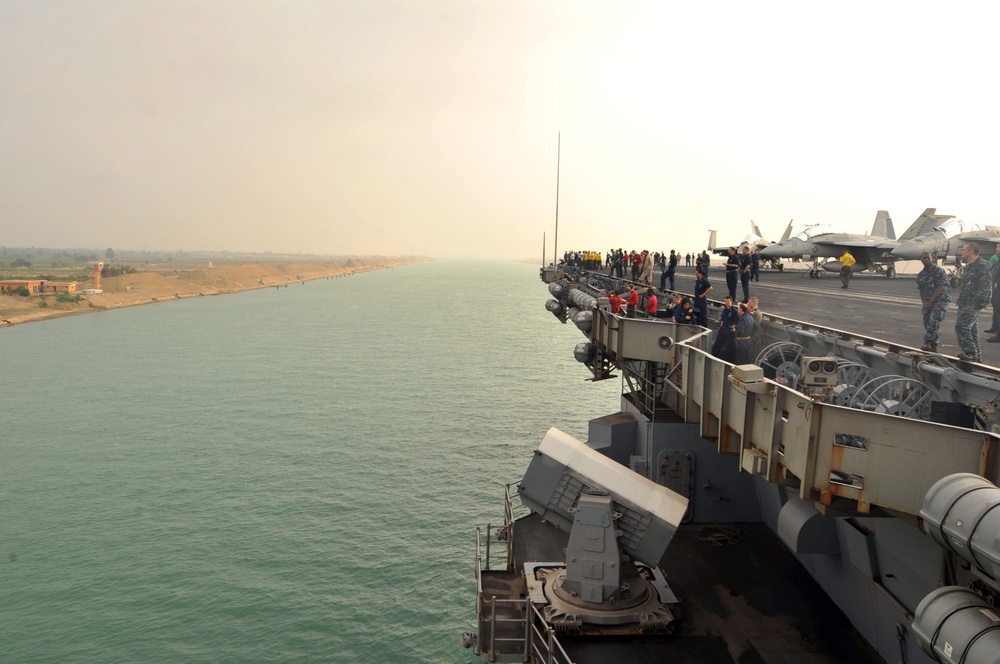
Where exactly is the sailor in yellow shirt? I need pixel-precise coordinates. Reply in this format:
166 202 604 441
839 249 856 289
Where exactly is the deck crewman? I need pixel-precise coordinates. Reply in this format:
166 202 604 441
956 242 992 362
626 285 639 319
734 302 759 364
916 252 950 352
740 245 752 302
693 268 713 327
711 295 739 361
644 288 659 318
839 249 856 289
725 247 739 300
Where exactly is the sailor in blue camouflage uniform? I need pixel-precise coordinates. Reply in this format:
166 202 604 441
916 252 950 352
955 242 992 362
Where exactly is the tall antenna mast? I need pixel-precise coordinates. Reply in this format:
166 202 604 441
553 132 560 267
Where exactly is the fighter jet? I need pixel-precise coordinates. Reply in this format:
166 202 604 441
707 219 793 269
891 211 1000 262
759 210 938 278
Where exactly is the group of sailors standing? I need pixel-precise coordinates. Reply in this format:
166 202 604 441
917 241 999 363
602 247 762 365
582 241 1000 367
710 295 763 365
604 249 659 282
723 245 761 303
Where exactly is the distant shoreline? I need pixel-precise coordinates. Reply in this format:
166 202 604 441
0 257 429 328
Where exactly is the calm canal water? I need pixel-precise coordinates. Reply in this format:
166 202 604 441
1 259 619 663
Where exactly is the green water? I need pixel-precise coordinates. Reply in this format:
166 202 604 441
1 260 619 663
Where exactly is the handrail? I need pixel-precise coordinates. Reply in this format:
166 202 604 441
479 595 575 664
475 527 483 600
529 603 574 664
562 266 1000 373
475 483 576 662
503 483 515 572
546 267 1000 517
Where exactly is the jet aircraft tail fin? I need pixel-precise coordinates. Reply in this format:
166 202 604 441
779 219 794 242
871 210 893 239
752 220 763 239
899 208 955 241
707 230 718 252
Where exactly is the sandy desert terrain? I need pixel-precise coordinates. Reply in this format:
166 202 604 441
0 257 424 327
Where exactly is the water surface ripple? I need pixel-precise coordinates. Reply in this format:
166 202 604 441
1 260 618 663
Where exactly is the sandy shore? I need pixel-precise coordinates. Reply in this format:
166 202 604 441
0 257 425 327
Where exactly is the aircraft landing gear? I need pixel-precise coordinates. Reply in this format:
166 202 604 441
948 263 964 289
885 266 896 278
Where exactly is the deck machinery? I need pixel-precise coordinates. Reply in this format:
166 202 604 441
467 266 1000 664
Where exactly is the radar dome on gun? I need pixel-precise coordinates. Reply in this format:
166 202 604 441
516 429 689 628
518 428 688 576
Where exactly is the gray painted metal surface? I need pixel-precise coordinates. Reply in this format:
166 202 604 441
469 265 1000 664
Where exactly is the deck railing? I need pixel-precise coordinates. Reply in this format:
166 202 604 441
474 483 574 663
475 593 574 664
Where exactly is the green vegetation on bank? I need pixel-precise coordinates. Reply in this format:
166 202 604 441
0 272 96 282
0 246 388 271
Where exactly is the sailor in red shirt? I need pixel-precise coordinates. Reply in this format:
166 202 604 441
626 286 639 318
644 288 658 317
607 290 624 314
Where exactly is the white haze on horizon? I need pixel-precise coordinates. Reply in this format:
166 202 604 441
2 1 999 260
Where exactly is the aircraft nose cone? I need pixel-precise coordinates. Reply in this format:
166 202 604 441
892 239 924 260
760 245 780 258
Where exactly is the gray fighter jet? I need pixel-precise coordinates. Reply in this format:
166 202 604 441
891 211 1000 262
707 219 793 269
759 209 938 278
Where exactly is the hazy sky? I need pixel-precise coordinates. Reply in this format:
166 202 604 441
2 2 999 259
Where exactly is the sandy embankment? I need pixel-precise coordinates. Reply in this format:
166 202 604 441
0 257 424 327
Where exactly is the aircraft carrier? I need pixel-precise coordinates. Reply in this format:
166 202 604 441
465 264 1000 664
